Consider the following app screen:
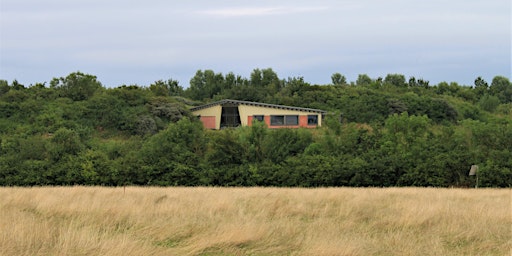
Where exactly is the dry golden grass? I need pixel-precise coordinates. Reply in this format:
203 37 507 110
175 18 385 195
0 186 510 256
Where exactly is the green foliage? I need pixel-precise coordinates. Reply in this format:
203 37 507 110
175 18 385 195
478 94 500 112
251 68 280 89
206 130 245 167
356 74 372 86
111 85 150 106
478 159 512 187
331 73 347 86
48 128 84 161
186 70 225 100
0 80 9 96
85 91 127 130
384 73 407 87
135 117 205 185
400 93 457 123
242 120 267 162
149 79 183 97
262 128 313 163
0 71 510 187
495 103 512 116
50 72 102 101
147 97 190 124
473 76 489 99
489 76 512 103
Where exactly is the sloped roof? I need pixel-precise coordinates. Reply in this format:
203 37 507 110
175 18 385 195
190 99 326 114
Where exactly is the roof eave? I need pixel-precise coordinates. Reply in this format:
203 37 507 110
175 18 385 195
190 99 326 113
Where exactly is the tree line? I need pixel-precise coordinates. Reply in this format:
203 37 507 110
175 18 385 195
0 70 511 187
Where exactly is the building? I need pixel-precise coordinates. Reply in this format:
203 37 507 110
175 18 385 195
190 99 326 129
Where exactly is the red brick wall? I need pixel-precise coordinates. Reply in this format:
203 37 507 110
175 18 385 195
247 116 270 127
299 115 308 127
200 116 216 129
264 116 271 127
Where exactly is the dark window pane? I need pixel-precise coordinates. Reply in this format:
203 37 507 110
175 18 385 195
270 115 284 125
220 106 241 128
285 115 298 125
307 115 318 125
253 115 264 122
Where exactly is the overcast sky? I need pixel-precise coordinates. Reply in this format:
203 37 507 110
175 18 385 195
1 0 510 87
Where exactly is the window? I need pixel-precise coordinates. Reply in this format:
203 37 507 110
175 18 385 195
253 115 264 122
270 115 284 125
270 115 298 126
307 115 318 125
286 115 298 125
220 106 241 128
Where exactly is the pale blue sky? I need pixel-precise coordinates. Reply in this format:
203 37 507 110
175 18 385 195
1 0 510 87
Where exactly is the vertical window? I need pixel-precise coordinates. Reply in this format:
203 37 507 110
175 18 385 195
307 115 318 125
220 106 241 128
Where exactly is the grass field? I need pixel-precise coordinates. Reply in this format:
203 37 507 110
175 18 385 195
1 186 510 256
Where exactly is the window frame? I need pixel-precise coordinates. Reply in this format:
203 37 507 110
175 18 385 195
270 115 285 126
270 115 299 126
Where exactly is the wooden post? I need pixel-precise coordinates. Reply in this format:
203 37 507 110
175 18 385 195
469 165 478 188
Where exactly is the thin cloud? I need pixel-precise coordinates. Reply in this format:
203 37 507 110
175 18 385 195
199 6 328 17
0 0 509 87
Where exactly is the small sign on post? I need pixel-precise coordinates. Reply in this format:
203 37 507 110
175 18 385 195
469 165 479 188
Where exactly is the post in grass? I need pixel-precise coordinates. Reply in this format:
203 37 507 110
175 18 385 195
469 165 479 188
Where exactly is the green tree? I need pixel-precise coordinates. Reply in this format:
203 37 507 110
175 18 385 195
50 72 102 101
478 163 511 187
136 117 205 185
146 97 191 127
489 76 512 103
331 73 347 86
0 80 9 96
262 128 313 163
112 85 150 106
0 134 50 185
187 70 207 100
280 76 310 98
47 127 83 161
419 79 430 88
206 129 245 167
186 70 225 100
384 74 407 87
85 92 127 130
249 69 263 87
248 68 281 100
78 149 118 185
11 80 25 90
409 77 429 88
435 82 449 95
380 113 433 186
473 76 489 99
240 120 267 162
478 94 500 112
149 79 183 97
356 74 372 86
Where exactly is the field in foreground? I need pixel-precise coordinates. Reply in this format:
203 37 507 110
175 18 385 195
1 187 510 256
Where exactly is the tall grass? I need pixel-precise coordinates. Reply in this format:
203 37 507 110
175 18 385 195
1 187 510 256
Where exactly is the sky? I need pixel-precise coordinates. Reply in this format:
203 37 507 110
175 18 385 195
0 0 510 88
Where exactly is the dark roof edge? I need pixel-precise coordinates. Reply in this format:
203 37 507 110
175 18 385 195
190 99 327 113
